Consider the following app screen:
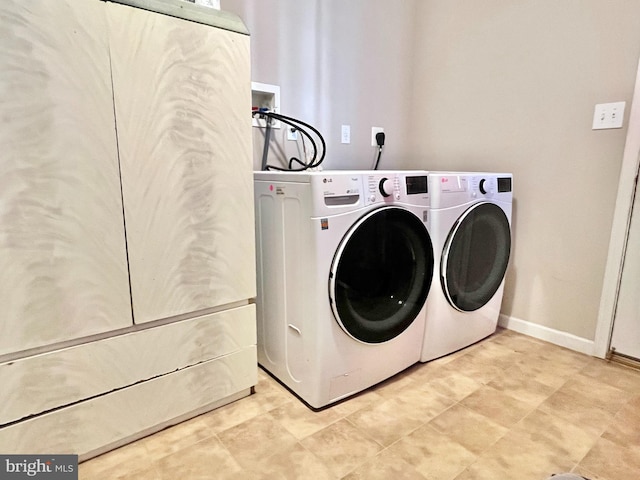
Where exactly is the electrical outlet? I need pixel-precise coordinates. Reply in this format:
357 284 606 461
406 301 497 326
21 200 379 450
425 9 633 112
592 102 625 130
287 127 298 141
341 125 351 144
371 127 384 146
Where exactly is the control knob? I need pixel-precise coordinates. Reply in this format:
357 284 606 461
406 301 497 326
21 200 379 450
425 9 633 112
479 179 488 195
379 177 393 198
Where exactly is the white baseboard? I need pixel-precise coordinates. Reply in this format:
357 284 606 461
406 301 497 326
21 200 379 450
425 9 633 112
498 314 596 357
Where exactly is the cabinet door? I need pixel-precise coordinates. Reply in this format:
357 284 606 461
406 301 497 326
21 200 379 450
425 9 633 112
107 4 255 323
0 0 133 356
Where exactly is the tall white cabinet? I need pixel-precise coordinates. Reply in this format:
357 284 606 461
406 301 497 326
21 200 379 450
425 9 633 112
107 2 255 324
0 0 256 460
0 0 132 355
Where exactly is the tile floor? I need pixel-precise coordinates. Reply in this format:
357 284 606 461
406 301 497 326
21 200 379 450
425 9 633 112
79 329 640 479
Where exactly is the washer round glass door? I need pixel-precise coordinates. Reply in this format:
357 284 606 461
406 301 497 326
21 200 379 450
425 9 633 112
329 206 433 344
441 202 511 312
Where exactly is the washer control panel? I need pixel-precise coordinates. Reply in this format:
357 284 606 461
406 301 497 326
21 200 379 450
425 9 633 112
318 173 363 206
430 173 512 208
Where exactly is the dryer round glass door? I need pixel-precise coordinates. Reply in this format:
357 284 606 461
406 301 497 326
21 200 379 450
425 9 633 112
329 206 434 344
441 202 511 312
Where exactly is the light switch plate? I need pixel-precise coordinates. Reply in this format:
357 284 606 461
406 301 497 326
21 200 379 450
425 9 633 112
593 102 625 130
341 125 351 144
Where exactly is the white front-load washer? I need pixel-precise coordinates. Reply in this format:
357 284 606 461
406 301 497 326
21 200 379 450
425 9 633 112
421 172 512 362
254 170 434 409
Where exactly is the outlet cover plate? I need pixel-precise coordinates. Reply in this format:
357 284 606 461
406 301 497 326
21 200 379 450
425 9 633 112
593 102 625 130
371 127 384 146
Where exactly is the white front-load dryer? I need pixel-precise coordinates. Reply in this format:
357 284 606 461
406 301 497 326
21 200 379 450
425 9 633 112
254 170 433 409
421 172 512 362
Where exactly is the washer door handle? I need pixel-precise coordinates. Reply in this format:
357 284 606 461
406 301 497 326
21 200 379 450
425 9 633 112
288 324 302 335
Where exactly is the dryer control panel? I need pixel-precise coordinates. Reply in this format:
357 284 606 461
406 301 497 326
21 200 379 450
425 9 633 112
364 171 429 206
469 176 512 196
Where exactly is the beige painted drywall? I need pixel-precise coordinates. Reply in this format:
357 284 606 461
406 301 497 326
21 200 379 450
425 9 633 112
223 0 640 342
408 1 640 340
224 0 416 170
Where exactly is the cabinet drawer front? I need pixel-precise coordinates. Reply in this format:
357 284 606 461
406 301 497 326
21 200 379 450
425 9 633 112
0 304 256 426
0 345 257 459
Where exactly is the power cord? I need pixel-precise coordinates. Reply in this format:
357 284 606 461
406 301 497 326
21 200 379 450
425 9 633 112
373 131 385 170
251 110 326 171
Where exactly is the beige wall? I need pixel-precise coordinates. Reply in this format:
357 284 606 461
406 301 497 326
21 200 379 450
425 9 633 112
223 0 640 342
224 0 417 170
408 1 640 340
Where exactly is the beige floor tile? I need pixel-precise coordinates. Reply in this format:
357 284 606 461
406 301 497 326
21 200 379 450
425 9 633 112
402 360 450 384
79 440 153 479
382 425 477 480
137 416 214 462
383 379 458 420
487 368 558 406
557 373 633 414
201 372 294 433
518 343 591 377
217 413 299 469
345 398 423 448
253 369 298 409
513 409 599 463
572 464 611 480
579 358 640 394
267 399 344 440
347 384 453 446
300 419 382 478
464 341 524 369
78 464 160 480
428 404 508 455
538 389 615 437
459 385 535 428
540 343 592 366
601 398 640 448
453 462 511 480
342 452 427 480
423 369 484 402
438 354 504 385
497 360 569 390
485 328 548 354
578 437 640 480
468 430 574 478
371 365 421 398
156 436 245 480
245 442 335 480
327 387 386 417
627 393 640 410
